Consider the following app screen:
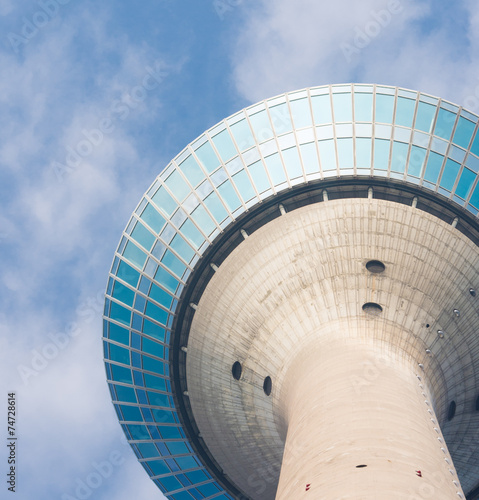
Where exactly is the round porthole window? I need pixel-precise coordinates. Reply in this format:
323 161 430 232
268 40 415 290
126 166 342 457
447 401 456 421
232 361 242 381
366 260 385 273
362 302 383 315
263 376 272 396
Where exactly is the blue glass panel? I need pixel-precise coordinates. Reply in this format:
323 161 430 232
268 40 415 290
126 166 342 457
141 204 166 233
186 470 208 484
317 139 336 171
154 267 179 294
170 234 195 263
110 364 132 383
176 474 191 487
408 146 427 177
170 491 195 500
158 475 184 491
145 302 168 326
110 302 131 327
249 110 274 142
143 321 166 345
120 405 142 422
374 139 390 171
167 442 189 455
356 138 372 169
148 459 170 476
453 117 476 149
440 158 460 191
190 204 216 235
354 93 373 122
109 342 130 364
414 102 436 133
179 156 205 187
151 187 177 216
134 295 146 313
455 168 476 199
133 370 144 386
123 241 147 269
137 443 159 459
152 408 176 424
391 141 409 173
128 424 150 440
290 98 312 128
142 355 164 375
132 313 143 331
195 141 220 173
175 456 198 470
149 283 173 309
337 138 353 168
203 191 228 222
269 103 292 135
116 261 140 288
144 373 167 391
161 250 187 278
197 483 221 496
148 391 170 407
333 93 352 122
217 180 242 211
131 332 141 349
109 322 130 345
212 130 237 162
434 108 456 140
143 337 165 359
300 143 320 174
264 153 286 184
179 219 204 249
164 171 190 203
375 94 394 123
469 183 479 208
136 389 148 405
229 119 255 151
311 94 332 125
248 161 270 192
424 152 444 184
141 408 154 422
233 170 256 201
282 147 303 178
159 426 182 439
114 385 136 403
112 281 135 307
131 351 141 368
395 97 415 128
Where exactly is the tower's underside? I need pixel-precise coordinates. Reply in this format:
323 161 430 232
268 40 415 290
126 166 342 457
102 84 479 500
186 198 479 499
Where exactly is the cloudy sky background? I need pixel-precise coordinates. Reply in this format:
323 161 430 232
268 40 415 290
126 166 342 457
1 0 479 499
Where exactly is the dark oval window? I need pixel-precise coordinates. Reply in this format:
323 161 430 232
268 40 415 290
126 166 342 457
356 464 367 468
475 395 479 412
366 260 385 273
232 361 242 381
362 302 383 315
263 376 272 396
447 400 456 421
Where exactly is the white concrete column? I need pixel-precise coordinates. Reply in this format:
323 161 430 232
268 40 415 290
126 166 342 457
276 341 464 500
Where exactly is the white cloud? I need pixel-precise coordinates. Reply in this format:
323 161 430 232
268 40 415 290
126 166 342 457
231 0 479 108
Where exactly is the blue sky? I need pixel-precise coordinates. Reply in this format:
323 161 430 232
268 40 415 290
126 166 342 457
1 1 479 499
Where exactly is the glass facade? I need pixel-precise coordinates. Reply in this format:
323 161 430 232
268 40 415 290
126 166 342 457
103 84 479 499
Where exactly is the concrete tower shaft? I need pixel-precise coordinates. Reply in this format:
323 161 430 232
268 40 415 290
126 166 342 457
186 198 477 499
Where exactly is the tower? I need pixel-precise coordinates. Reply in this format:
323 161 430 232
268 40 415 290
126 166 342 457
102 84 479 499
